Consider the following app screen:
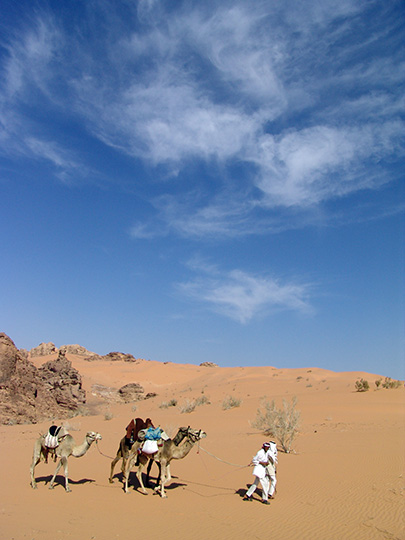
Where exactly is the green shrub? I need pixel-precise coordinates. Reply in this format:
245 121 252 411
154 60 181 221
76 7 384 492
382 377 402 389
355 378 369 392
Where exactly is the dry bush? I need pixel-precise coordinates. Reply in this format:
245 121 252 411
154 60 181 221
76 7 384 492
222 395 242 410
195 395 210 406
159 398 178 409
252 396 300 453
179 399 197 414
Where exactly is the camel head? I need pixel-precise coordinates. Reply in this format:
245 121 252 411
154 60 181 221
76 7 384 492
187 428 207 443
86 431 102 443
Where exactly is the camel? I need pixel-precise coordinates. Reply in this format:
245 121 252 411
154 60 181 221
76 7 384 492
124 427 207 497
109 425 191 486
30 430 102 492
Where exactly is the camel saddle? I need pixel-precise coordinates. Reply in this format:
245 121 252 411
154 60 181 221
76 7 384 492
42 425 67 463
44 425 68 449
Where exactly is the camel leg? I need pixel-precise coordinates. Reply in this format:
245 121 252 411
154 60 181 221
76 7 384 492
30 440 44 489
123 453 137 493
145 458 155 487
49 457 70 491
62 457 71 492
49 458 63 489
135 461 148 495
120 455 128 477
30 456 41 489
109 451 122 483
158 463 169 498
166 463 171 482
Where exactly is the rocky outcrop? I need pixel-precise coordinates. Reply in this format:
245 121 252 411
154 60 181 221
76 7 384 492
30 342 58 357
85 351 142 363
90 383 156 403
117 382 144 402
0 334 86 425
59 344 94 356
0 333 18 384
37 350 86 410
200 362 219 367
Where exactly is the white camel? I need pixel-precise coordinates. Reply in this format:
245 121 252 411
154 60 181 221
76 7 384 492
30 430 102 492
124 427 206 497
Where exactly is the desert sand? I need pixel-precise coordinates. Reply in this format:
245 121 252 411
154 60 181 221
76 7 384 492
1 354 404 540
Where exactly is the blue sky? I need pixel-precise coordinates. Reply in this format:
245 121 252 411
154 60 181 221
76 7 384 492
1 0 404 379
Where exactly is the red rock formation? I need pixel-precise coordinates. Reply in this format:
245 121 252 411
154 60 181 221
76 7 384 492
0 333 86 425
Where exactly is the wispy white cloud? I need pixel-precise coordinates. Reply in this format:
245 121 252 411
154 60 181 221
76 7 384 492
250 121 404 207
0 0 403 232
177 262 313 323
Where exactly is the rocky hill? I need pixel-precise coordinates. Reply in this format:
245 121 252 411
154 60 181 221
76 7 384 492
0 333 86 425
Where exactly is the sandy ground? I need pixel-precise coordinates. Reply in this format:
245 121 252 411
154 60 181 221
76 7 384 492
1 355 404 540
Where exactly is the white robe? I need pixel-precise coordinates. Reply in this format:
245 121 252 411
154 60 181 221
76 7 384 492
251 448 268 479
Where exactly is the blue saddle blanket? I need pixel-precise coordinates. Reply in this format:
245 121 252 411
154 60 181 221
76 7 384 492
144 427 163 441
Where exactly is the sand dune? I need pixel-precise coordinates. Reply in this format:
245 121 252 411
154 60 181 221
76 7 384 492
1 355 404 540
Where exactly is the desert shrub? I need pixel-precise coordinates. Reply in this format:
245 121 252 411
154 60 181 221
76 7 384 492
222 395 242 410
382 377 402 389
159 398 178 409
131 404 137 412
355 378 369 392
179 399 196 414
252 396 300 453
195 395 210 406
104 410 113 421
375 378 382 389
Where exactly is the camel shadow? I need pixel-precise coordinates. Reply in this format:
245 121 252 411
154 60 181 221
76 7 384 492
123 471 186 493
158 481 187 492
35 475 95 488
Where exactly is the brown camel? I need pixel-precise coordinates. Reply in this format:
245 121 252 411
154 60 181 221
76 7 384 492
109 426 191 486
124 427 207 497
30 430 102 492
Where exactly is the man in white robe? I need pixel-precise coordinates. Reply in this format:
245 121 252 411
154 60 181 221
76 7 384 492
266 441 278 499
243 442 271 504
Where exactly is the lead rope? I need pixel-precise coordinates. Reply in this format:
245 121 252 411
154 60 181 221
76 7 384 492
95 440 116 460
197 444 249 469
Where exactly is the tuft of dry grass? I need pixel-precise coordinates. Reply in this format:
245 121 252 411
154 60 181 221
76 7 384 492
159 398 178 409
195 395 210 406
222 395 242 410
179 399 197 414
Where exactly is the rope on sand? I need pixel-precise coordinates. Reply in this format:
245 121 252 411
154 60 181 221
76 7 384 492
197 444 248 469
